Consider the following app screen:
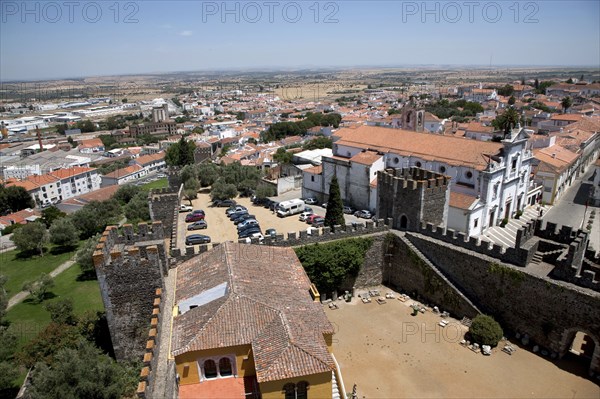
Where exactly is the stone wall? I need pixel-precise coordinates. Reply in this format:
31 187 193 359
385 232 481 319
149 185 182 253
377 167 450 231
405 231 600 375
93 223 168 362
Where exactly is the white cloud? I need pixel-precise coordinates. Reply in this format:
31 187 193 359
179 30 193 37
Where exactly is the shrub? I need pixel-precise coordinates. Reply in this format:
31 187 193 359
469 315 503 347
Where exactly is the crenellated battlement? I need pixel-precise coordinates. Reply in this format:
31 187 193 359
137 288 164 399
379 167 450 191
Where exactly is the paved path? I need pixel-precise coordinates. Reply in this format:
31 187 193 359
6 259 76 310
151 269 176 398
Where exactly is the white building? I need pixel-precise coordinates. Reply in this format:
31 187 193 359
302 125 535 237
2 164 41 180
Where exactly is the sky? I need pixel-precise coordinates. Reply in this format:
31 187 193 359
1 0 599 81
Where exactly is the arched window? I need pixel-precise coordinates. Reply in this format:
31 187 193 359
284 383 296 399
415 161 422 168
439 166 446 173
203 359 218 379
219 357 232 377
297 381 309 399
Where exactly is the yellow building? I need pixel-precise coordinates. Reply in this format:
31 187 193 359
171 242 337 399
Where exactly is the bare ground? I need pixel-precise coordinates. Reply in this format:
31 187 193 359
326 286 600 399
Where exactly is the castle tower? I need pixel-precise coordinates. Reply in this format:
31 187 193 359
93 222 168 361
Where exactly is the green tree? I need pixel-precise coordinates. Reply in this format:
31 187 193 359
76 120 96 133
496 84 514 96
494 107 520 135
255 183 276 199
566 78 573 84
122 98 128 103
210 180 238 201
196 163 220 187
324 176 345 229
18 323 82 368
295 238 373 293
179 164 198 186
113 184 142 205
0 360 18 390
183 178 200 203
0 185 35 213
165 137 195 167
469 315 503 347
45 299 77 326
27 340 137 399
76 234 101 276
303 136 333 150
508 95 516 105
49 217 79 249
22 273 54 303
40 206 66 228
124 192 150 222
71 199 121 239
11 222 48 256
273 147 293 164
561 96 572 113
534 78 539 90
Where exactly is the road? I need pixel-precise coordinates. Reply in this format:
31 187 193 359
543 166 600 251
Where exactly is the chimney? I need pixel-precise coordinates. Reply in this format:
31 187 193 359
551 153 556 158
36 125 44 152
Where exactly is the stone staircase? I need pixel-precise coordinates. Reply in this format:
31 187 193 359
530 249 566 265
479 205 548 248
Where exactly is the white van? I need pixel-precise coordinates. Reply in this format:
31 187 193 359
276 199 306 217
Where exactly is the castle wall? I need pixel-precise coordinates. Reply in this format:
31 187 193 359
404 231 600 374
93 223 168 362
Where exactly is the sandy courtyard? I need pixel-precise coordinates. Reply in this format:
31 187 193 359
326 287 599 399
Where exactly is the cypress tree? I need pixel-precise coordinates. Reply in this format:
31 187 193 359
324 176 345 230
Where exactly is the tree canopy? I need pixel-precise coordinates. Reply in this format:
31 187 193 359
49 217 79 249
165 137 196 167
324 176 345 229
295 238 373 293
11 222 48 255
261 112 341 142
0 185 35 214
468 315 503 347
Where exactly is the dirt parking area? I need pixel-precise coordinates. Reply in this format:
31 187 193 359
326 286 599 399
176 192 364 249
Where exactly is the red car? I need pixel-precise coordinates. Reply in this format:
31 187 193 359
185 213 205 223
305 214 322 224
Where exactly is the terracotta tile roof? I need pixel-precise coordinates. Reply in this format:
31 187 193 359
135 151 165 166
103 164 143 179
172 243 334 383
449 191 478 210
550 113 584 122
26 174 59 186
77 138 104 148
61 185 120 206
5 179 39 191
350 150 383 165
50 166 96 180
0 208 39 226
303 165 322 175
334 125 503 171
465 122 494 133
533 145 578 173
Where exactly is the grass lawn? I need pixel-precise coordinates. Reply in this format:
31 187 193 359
5 264 104 346
141 177 168 191
0 247 77 297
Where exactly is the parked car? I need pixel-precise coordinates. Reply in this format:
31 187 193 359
238 219 259 231
265 228 277 238
229 210 249 220
179 205 193 213
305 214 322 224
226 205 247 216
311 217 325 227
299 211 314 222
354 210 372 219
233 214 255 224
185 213 205 223
185 234 211 245
304 206 313 213
187 220 208 230
238 227 262 239
190 209 205 215
343 206 354 214
304 197 318 205
243 232 264 244
213 199 236 207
